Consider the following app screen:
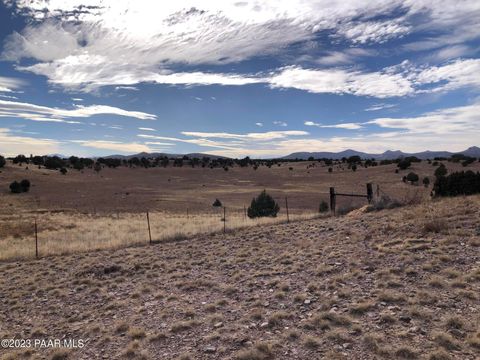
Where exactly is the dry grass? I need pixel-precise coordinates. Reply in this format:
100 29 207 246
0 210 319 260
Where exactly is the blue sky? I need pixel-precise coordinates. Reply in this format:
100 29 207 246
0 0 479 158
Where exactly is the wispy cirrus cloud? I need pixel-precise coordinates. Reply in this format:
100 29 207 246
0 99 157 123
304 121 363 130
0 76 25 93
3 0 480 98
364 103 396 112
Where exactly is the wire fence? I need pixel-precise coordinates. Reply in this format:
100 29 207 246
0 186 379 261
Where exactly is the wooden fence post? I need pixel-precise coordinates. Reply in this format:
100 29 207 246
187 208 189 219
34 218 38 259
366 183 373 204
285 196 290 223
146 211 152 244
223 207 226 233
244 205 247 221
330 187 336 216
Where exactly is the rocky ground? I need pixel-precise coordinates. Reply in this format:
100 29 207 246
0 195 479 360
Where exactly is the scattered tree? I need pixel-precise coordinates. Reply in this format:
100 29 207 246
212 199 222 207
20 179 30 192
397 159 411 170
60 167 67 175
434 164 447 178
0 155 5 168
434 171 480 197
9 179 30 193
406 172 419 185
9 181 22 193
247 190 280 218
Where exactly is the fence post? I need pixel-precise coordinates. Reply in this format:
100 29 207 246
244 205 247 221
366 183 373 204
223 207 226 233
285 196 290 223
146 211 152 244
187 208 189 219
330 187 336 216
34 218 38 259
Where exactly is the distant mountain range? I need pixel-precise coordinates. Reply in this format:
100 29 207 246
280 146 480 160
46 146 480 161
103 152 229 160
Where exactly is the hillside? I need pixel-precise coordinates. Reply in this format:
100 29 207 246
282 146 480 160
0 196 478 359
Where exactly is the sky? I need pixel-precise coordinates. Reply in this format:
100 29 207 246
0 0 479 158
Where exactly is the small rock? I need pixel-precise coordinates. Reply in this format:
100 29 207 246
204 346 216 353
260 322 269 328
214 322 223 328
304 299 311 305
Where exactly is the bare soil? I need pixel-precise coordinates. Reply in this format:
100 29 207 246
0 195 479 359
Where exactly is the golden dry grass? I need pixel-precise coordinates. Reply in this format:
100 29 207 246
0 210 320 261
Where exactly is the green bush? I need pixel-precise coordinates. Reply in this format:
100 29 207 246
406 172 419 185
9 181 22 193
20 179 30 192
319 201 329 213
247 190 280 218
212 199 222 207
397 159 411 170
0 155 5 168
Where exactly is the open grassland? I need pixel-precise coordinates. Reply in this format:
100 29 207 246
0 195 479 359
0 210 318 261
2 160 478 214
1 159 478 260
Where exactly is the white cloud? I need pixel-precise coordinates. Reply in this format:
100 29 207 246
255 122 263 127
138 127 156 131
0 127 60 156
0 99 157 123
115 86 139 91
0 94 18 100
315 48 376 66
413 58 480 93
336 19 410 44
180 130 308 140
0 76 25 93
269 66 414 98
71 140 152 153
364 103 396 111
367 102 480 135
304 121 362 130
273 121 287 127
4 0 480 95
